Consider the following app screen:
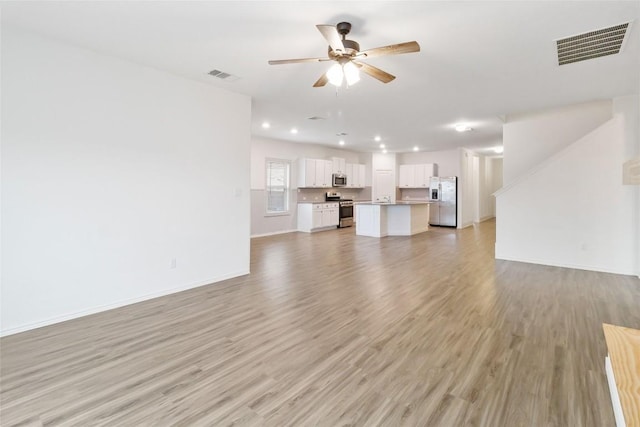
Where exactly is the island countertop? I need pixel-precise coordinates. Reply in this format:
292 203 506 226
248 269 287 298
357 201 434 205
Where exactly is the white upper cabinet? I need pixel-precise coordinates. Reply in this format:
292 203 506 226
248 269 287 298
423 163 435 180
298 158 334 188
332 157 346 174
321 160 333 187
399 165 414 188
346 163 366 188
345 163 354 185
299 158 316 188
358 164 366 188
398 163 436 188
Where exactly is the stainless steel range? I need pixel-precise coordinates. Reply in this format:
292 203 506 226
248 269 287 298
326 192 354 228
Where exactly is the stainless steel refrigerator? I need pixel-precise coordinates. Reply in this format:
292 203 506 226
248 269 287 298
429 176 457 227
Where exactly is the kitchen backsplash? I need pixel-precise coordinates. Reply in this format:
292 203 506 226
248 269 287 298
297 187 372 202
399 188 430 200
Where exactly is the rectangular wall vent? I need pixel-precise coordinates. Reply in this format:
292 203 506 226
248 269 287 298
556 22 630 66
208 69 240 82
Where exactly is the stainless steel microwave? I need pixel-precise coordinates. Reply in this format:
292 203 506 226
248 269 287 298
332 173 347 187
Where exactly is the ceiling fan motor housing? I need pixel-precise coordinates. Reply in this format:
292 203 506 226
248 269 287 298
329 39 360 58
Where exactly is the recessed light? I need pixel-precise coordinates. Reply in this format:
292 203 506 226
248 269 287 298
290 128 298 134
261 122 270 129
413 146 419 152
382 149 388 154
374 135 381 142
379 143 385 149
455 124 473 132
339 140 345 146
494 146 504 153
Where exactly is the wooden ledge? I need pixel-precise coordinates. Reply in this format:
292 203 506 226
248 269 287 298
603 323 640 426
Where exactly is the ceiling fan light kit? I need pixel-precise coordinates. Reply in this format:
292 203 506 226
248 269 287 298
327 63 344 86
268 21 420 87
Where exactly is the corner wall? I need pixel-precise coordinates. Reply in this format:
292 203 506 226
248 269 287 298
1 28 251 335
503 100 612 185
496 97 638 275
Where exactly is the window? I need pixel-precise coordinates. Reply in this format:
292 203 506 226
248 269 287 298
265 159 290 215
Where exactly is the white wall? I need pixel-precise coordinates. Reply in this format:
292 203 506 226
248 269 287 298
459 148 476 228
637 91 640 277
1 28 251 335
250 136 367 237
503 100 612 185
488 158 503 217
496 98 638 275
396 149 460 177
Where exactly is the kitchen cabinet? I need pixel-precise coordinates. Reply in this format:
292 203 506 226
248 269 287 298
358 164 366 188
346 163 366 188
398 163 435 188
399 165 414 188
345 163 354 185
298 158 333 188
297 202 339 232
332 157 346 174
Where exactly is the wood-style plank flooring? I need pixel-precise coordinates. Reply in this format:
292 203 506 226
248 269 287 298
2 220 640 426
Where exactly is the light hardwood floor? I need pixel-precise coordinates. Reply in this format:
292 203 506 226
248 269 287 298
1 220 640 426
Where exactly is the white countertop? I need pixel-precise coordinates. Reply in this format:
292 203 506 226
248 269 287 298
357 201 434 206
297 201 339 204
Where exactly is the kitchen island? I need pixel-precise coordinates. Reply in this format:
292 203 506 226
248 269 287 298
355 201 432 237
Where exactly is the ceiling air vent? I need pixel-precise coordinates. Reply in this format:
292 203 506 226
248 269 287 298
208 69 240 82
556 22 630 66
307 116 327 120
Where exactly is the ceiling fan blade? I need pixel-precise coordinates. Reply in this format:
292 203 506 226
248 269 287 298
358 41 420 59
316 25 345 55
268 57 329 65
353 61 396 83
313 73 329 87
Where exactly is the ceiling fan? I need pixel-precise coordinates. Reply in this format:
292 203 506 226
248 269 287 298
268 22 420 87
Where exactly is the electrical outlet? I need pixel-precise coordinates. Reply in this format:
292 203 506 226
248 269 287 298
171 258 177 269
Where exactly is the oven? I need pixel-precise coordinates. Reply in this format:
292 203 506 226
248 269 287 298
338 199 354 228
325 191 354 228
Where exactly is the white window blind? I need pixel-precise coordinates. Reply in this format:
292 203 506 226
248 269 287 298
266 159 290 214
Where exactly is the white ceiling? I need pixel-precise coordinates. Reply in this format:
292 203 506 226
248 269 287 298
2 1 639 154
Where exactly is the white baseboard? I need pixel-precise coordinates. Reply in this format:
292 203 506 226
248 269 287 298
251 229 297 238
0 270 249 337
479 215 495 222
494 251 636 276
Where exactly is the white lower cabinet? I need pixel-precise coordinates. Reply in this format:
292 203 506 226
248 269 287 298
298 203 339 232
